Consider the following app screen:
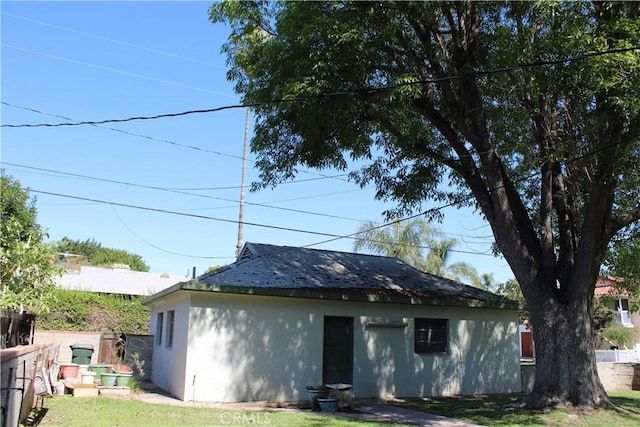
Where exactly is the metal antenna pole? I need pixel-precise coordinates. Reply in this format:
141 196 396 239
236 106 251 257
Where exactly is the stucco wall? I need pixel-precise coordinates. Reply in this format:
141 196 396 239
167 292 520 403
521 362 640 393
148 292 191 400
33 330 101 364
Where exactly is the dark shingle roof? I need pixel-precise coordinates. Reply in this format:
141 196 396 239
169 243 517 308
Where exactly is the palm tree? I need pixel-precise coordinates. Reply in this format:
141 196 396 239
353 219 434 267
417 237 480 287
353 219 482 287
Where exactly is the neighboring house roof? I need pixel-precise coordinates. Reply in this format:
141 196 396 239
145 242 520 309
594 276 627 297
58 265 188 296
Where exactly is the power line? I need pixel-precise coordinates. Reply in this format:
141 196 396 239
27 189 359 240
3 45 638 129
5 162 490 247
1 101 349 182
1 96 245 128
6 126 624 256
2 44 235 98
1 102 248 161
303 137 630 251
109 205 233 260
2 11 228 69
29 188 499 258
0 162 359 222
22 132 621 261
4 161 495 244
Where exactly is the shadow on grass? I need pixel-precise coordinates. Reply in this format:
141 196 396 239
24 406 49 426
397 392 640 427
396 394 545 426
609 395 640 415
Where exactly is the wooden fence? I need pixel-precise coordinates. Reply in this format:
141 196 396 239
0 309 36 350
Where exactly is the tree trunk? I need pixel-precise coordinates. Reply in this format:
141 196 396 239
525 280 608 409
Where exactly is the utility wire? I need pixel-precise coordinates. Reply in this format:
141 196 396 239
303 137 630 251
4 161 494 243
2 11 228 69
27 189 359 240
0 158 348 190
33 133 613 260
109 205 232 259
6 125 624 257
24 130 621 260
0 95 243 128
1 161 349 192
29 188 497 258
3 45 638 129
1 101 349 182
0 162 359 222
4 45 634 258
1 102 247 161
2 44 234 98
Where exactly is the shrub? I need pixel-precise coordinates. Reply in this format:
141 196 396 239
36 289 150 335
600 325 636 349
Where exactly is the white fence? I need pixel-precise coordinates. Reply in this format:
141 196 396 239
596 348 640 363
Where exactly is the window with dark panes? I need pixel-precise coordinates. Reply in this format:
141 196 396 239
615 299 629 311
156 312 164 346
166 310 175 348
414 318 448 354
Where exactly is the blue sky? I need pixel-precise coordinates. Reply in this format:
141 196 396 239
1 1 513 283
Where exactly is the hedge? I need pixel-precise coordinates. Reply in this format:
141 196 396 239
36 289 150 335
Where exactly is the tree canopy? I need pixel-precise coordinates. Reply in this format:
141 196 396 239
55 237 150 272
210 0 640 408
1 172 61 312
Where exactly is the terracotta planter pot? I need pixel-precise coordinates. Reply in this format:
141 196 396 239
59 363 79 379
113 364 133 374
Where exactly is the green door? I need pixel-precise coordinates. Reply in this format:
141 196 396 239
323 316 354 384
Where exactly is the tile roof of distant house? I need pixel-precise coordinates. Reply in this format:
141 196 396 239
145 242 519 309
594 276 627 296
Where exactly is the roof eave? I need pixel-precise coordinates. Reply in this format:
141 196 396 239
142 280 192 305
146 281 521 310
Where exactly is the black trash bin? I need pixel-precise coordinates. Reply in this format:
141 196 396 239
70 343 94 365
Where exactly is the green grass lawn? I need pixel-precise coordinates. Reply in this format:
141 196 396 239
36 396 402 427
395 391 640 427
33 390 640 427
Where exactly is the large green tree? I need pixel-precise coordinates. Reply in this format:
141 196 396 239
1 172 61 312
210 1 640 408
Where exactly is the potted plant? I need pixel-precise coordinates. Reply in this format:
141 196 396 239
317 396 339 412
100 371 118 387
305 385 327 411
326 383 353 410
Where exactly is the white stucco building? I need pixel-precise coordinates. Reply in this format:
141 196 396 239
144 242 522 403
58 264 187 296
